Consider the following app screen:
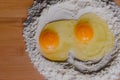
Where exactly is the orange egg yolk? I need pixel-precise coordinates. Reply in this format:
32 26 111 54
75 23 94 44
39 30 59 52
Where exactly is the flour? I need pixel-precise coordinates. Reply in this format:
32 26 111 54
23 0 120 80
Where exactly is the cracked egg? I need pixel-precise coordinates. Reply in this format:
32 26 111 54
38 13 114 68
39 20 76 61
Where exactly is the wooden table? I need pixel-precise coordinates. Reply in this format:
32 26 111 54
0 0 44 80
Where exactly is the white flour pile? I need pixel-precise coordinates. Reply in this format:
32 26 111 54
23 0 120 80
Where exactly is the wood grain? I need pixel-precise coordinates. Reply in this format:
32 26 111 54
0 0 45 80
0 0 33 18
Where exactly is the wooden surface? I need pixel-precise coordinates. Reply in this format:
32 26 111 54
0 0 44 80
114 0 120 6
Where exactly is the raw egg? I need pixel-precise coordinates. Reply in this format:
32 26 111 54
39 20 76 61
39 13 114 62
71 13 114 61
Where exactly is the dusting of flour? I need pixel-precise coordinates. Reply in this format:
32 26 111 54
23 0 120 80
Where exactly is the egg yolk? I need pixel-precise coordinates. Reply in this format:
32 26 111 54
75 23 94 44
39 29 59 52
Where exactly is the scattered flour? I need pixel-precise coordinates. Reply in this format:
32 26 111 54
23 0 120 80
